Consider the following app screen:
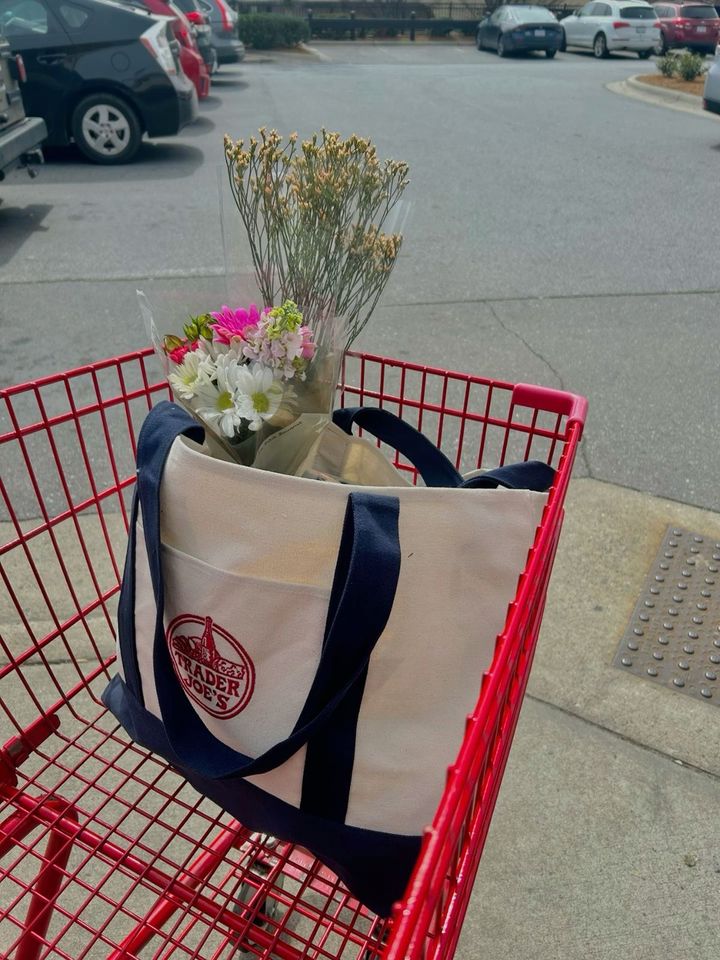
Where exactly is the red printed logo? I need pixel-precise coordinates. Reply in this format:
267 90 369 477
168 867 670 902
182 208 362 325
167 615 255 718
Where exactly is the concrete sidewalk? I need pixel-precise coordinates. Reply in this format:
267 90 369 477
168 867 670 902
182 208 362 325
458 478 720 959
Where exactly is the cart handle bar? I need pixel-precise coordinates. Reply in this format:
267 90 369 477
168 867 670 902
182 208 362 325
512 384 587 438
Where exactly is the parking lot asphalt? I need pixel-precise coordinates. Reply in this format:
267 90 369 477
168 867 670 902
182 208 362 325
2 44 719 511
1 42 719 959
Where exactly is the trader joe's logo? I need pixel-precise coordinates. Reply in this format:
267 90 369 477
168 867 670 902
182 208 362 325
167 615 255 718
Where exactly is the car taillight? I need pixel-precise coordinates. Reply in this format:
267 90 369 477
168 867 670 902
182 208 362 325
671 17 690 27
141 22 178 76
186 10 205 25
14 53 27 83
14 53 26 83
215 0 233 31
612 20 631 28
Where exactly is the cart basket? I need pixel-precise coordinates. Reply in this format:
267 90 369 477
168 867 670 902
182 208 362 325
0 349 586 960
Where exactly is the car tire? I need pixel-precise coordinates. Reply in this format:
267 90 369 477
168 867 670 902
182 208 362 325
546 48 557 58
497 35 508 57
655 33 668 55
638 48 652 58
71 93 142 165
477 33 482 50
559 29 567 52
593 32 609 58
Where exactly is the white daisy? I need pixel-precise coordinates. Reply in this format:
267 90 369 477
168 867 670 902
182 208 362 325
168 350 214 400
194 355 246 437
234 363 284 432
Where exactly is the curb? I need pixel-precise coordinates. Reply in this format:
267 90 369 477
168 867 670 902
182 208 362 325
298 42 333 61
628 73 703 105
607 73 711 118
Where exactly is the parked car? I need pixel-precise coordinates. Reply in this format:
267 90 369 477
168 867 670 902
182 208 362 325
197 0 244 64
120 0 210 98
0 0 197 164
0 30 45 181
652 2 719 54
703 42 720 112
172 0 216 74
477 4 563 56
560 0 660 57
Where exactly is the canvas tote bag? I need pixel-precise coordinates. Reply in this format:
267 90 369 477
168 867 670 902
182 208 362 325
103 402 552 915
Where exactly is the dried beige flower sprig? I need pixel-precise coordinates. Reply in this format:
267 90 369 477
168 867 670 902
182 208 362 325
223 128 409 349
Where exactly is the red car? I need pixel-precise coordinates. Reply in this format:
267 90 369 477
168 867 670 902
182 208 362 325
133 0 211 98
652 2 720 54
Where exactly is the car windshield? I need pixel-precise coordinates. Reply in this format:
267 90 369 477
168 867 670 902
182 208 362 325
681 5 718 16
509 6 557 19
620 5 658 16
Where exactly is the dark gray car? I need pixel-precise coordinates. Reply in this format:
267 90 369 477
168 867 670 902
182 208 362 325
197 0 244 64
0 31 45 181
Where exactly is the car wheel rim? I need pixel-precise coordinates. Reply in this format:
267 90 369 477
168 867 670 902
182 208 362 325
82 105 130 157
595 38 603 55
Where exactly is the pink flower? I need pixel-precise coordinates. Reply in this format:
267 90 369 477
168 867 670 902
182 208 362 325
210 304 262 345
299 326 316 360
167 339 199 364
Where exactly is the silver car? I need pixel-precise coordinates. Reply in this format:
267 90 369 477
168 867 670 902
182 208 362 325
561 0 660 57
703 46 720 115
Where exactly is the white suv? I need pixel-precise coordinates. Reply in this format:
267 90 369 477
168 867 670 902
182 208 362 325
560 0 661 57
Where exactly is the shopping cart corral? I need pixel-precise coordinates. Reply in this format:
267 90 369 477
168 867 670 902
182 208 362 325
0 350 586 960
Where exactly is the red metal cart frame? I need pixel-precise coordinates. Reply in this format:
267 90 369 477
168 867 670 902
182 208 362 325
0 350 586 960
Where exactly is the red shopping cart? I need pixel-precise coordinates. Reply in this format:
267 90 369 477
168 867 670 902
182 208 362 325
0 350 586 960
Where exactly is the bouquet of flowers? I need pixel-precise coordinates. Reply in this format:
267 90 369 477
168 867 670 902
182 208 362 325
158 299 316 466
149 128 410 475
223 128 409 350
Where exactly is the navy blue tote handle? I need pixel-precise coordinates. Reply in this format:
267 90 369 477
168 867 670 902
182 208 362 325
333 406 555 492
333 406 463 487
128 402 401 780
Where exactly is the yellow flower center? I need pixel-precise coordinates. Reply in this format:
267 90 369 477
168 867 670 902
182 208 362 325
252 391 270 414
217 391 233 412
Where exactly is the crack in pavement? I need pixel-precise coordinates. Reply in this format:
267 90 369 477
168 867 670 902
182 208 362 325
486 302 593 479
2 272 720 301
526 692 720 784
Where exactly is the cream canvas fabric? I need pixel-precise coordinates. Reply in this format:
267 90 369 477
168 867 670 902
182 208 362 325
125 434 547 836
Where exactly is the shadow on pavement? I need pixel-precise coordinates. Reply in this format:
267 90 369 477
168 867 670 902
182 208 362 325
182 115 216 136
40 141 205 182
210 75 248 89
0 203 52 269
196 94 225 111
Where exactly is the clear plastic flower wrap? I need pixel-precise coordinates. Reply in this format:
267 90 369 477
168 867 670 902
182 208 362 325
142 128 410 477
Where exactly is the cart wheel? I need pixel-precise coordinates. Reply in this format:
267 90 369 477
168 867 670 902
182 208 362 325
362 926 390 960
231 834 285 955
232 891 284 955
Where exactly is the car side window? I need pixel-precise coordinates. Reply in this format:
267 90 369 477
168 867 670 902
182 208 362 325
0 0 48 35
577 3 594 15
58 1 89 29
593 3 611 14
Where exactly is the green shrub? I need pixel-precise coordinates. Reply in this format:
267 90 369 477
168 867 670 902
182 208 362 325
237 14 310 50
676 50 706 81
656 52 679 77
